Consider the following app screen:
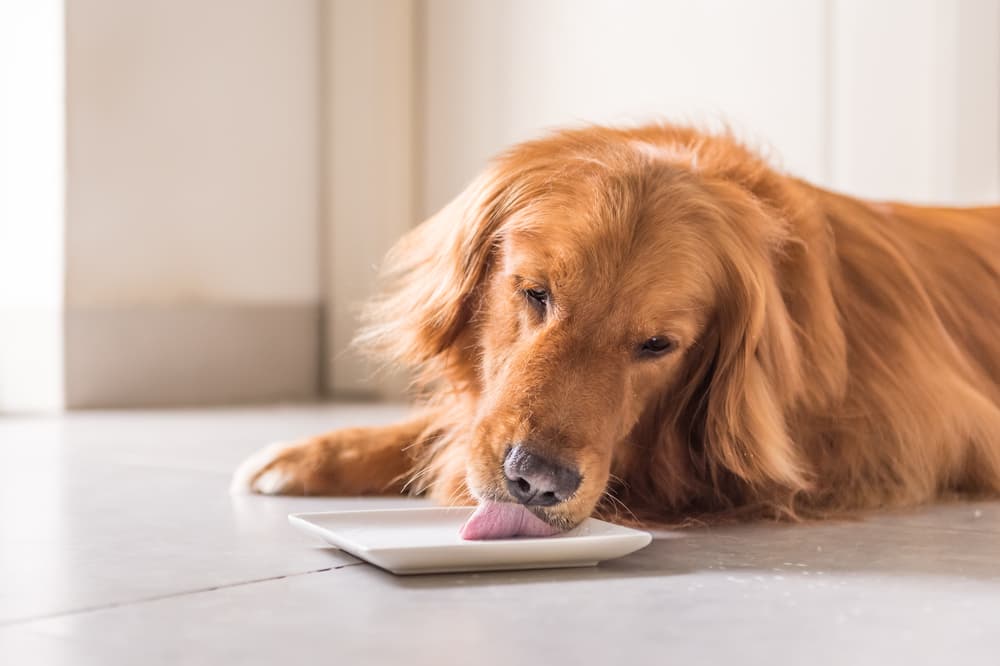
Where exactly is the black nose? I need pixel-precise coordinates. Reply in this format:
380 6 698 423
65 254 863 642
503 445 581 506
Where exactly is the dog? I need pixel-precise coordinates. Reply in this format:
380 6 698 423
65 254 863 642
232 123 1000 534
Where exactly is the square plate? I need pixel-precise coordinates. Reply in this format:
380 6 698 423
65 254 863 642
289 507 652 575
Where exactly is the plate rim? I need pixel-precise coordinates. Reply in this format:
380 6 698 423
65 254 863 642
288 507 653 553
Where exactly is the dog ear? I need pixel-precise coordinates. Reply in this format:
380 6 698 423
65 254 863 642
358 167 512 384
685 189 812 500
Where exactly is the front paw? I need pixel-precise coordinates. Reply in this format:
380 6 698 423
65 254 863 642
230 439 325 496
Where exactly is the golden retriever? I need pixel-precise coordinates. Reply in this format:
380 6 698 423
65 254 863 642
232 123 1000 536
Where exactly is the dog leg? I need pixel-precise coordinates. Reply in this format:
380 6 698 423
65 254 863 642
230 414 431 496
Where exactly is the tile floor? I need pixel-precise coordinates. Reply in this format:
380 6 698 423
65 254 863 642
1 404 998 665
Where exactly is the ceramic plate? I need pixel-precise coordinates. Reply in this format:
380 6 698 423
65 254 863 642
288 507 652 575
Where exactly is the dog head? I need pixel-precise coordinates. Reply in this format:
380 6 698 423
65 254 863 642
363 125 826 530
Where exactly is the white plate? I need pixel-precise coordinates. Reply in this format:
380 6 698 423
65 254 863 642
288 507 652 575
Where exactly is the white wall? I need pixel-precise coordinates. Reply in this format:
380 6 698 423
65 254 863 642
60 0 323 407
0 0 325 411
420 0 1000 216
3 1 997 406
0 0 65 411
421 0 832 216
325 0 416 397
65 0 321 309
830 0 1000 203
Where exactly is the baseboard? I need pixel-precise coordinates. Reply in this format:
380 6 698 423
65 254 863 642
64 303 321 408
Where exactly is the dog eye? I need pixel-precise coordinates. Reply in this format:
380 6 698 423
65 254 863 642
638 336 677 358
523 288 549 310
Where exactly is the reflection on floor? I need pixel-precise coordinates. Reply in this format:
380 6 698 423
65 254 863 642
1 404 998 665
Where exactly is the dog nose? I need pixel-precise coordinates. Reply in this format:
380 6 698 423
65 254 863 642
503 445 581 506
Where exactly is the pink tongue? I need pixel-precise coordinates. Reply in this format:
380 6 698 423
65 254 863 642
460 500 562 540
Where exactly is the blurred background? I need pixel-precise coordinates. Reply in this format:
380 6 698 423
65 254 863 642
1 0 997 413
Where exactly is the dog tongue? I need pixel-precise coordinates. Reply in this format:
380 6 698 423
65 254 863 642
460 500 562 540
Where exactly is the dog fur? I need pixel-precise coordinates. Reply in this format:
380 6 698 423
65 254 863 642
232 123 1000 530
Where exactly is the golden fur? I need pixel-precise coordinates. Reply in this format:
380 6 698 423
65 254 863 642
236 123 1000 529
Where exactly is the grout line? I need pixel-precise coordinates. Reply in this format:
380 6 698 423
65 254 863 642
0 561 365 630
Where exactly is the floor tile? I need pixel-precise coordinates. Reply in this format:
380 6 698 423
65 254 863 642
6 521 999 666
862 499 1000 535
2 405 999 665
0 405 423 623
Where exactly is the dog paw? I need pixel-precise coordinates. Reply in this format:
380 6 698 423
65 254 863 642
230 440 309 495
230 428 412 496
